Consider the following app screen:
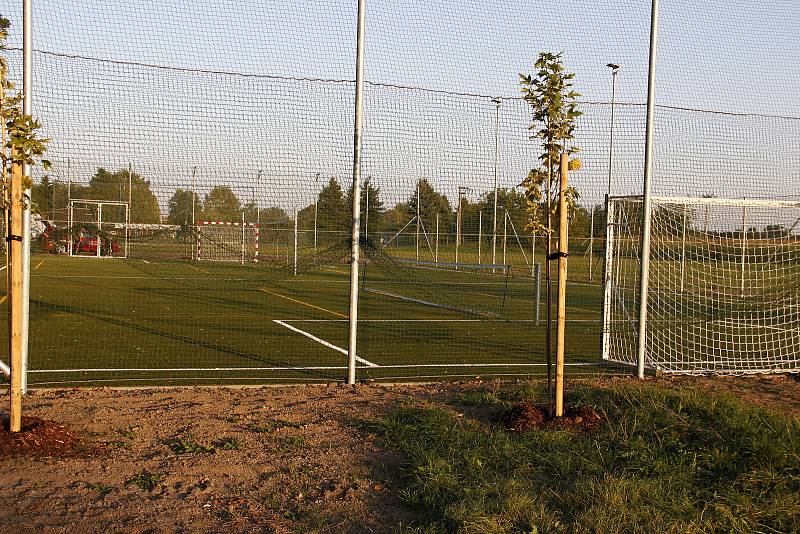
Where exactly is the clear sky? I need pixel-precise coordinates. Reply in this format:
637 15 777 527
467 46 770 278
1 0 798 213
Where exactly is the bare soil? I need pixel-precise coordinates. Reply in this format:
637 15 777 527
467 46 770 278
0 375 797 533
502 403 603 432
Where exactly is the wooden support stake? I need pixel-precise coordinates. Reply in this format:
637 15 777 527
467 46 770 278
9 162 24 432
555 153 569 418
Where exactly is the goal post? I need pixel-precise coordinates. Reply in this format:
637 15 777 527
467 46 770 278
196 220 260 264
67 199 130 258
603 195 800 374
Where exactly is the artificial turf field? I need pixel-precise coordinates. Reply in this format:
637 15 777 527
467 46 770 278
6 248 611 386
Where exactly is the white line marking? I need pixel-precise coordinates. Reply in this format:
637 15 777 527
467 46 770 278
273 319 378 367
0 265 7 271
28 362 595 373
274 318 599 323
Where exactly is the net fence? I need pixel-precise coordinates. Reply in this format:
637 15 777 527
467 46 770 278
0 0 797 384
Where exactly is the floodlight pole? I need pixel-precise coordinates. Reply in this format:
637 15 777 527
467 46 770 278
606 64 619 199
347 0 367 385
492 97 501 271
636 0 660 379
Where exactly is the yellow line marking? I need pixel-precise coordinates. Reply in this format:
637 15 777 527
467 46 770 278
259 287 348 318
34 260 44 271
187 264 210 274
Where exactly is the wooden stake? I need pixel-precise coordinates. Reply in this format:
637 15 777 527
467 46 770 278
555 153 569 418
9 162 24 432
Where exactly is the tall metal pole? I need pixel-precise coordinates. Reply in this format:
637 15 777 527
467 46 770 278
502 210 508 266
256 169 262 227
125 163 132 258
606 64 620 197
492 98 501 270
66 159 71 211
293 207 298 275
241 210 246 265
191 166 197 260
415 181 420 261
364 175 370 239
679 205 688 292
19 0 33 396
636 0 660 379
740 206 747 297
435 213 439 263
599 64 619 286
478 210 482 264
347 0 367 385
128 163 132 214
588 207 595 282
313 172 319 255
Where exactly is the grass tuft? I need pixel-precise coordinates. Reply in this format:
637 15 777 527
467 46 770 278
166 435 216 454
368 381 800 533
125 471 161 492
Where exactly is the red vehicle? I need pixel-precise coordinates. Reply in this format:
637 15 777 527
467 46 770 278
72 229 121 256
39 223 121 256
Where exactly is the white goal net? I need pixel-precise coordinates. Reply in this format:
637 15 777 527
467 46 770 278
196 221 259 263
603 196 800 374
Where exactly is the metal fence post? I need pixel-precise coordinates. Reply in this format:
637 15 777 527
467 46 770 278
347 0 367 385
636 0 661 379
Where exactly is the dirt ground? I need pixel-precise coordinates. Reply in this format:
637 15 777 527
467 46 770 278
1 375 798 533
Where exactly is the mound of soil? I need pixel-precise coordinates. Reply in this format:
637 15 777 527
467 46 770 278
0 416 89 457
502 402 602 432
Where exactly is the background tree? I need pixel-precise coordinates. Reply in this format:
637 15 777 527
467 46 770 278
167 188 202 225
407 178 452 236
203 185 241 221
382 202 410 234
346 179 385 235
472 188 528 241
258 206 290 223
31 175 69 219
68 167 161 223
315 177 348 240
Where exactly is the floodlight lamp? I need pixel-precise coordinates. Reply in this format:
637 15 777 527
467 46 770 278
607 63 620 71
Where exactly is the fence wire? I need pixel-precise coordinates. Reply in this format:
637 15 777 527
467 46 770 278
0 0 797 384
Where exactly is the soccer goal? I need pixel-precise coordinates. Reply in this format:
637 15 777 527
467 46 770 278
196 221 259 264
67 199 129 258
602 195 800 374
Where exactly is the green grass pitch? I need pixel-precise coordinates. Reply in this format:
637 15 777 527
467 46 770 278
3 249 610 386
